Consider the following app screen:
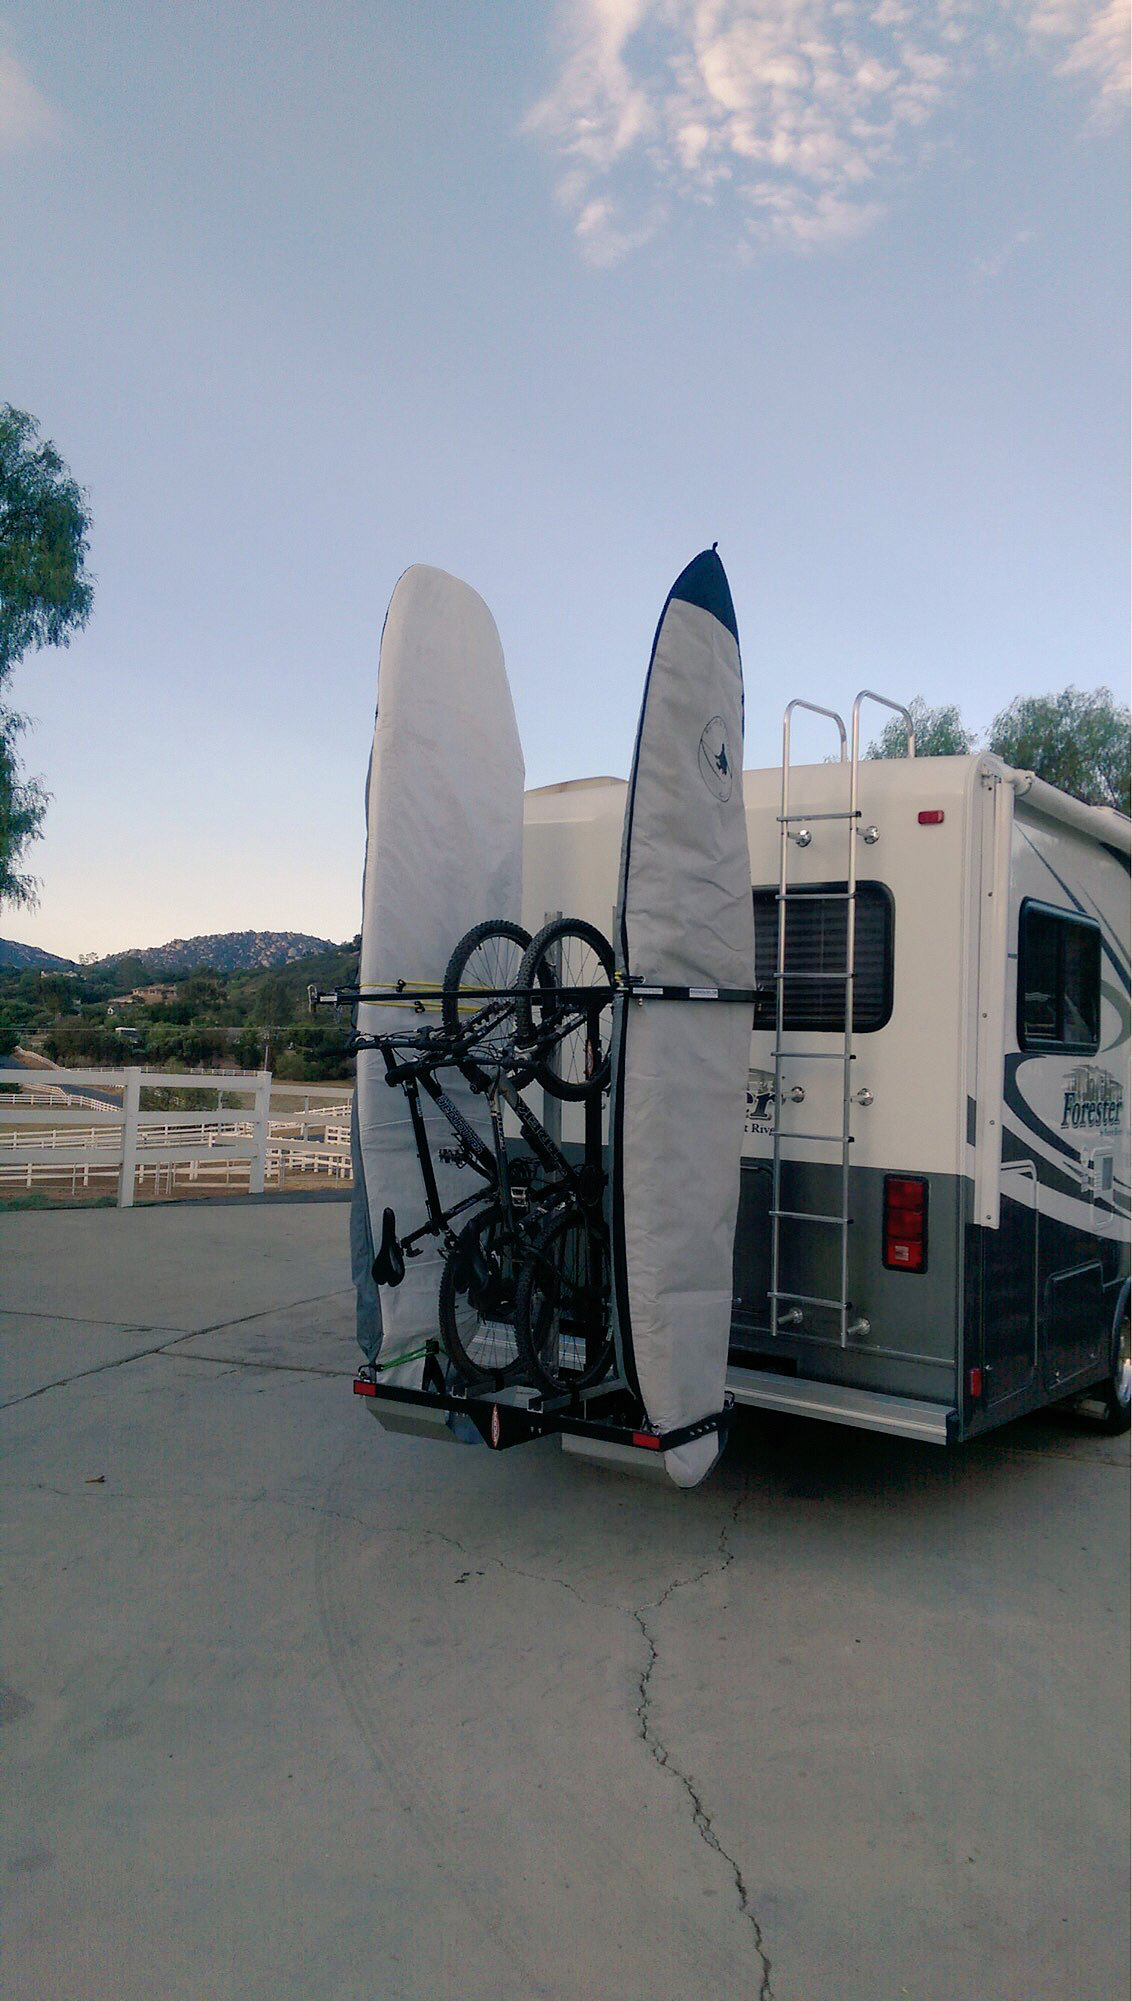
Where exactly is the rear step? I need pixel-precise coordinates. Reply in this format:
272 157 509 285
726 1366 956 1444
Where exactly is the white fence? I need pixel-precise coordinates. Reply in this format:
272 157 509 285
0 1069 354 1206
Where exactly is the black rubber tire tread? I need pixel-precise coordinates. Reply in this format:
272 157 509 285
441 920 532 1036
514 918 615 1101
438 1207 525 1389
515 1203 613 1397
1092 1310 1131 1434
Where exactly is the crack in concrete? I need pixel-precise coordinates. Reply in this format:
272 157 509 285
0 1335 199 1409
0 1307 182 1332
0 1293 355 1409
191 1288 353 1336
165 1352 351 1380
302 1501 601 1603
632 1479 773 1999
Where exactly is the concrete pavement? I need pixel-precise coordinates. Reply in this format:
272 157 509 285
2 1201 1128 2001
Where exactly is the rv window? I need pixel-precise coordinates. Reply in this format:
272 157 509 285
751 881 894 1032
1018 901 1100 1053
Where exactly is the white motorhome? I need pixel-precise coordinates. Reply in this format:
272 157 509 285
522 704 1131 1445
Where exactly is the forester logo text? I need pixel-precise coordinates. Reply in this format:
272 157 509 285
1061 1066 1123 1133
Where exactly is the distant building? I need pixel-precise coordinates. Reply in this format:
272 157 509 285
132 984 178 1005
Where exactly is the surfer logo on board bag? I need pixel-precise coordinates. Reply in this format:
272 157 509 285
698 717 733 802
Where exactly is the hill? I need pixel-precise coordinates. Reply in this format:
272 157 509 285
99 930 339 974
0 939 78 971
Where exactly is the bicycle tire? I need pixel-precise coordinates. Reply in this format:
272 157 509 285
441 920 532 1037
438 1207 526 1388
515 918 615 1101
515 1203 613 1397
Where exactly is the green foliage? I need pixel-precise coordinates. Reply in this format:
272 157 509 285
0 406 94 908
42 1023 121 1064
0 708 47 907
867 697 977 760
233 1026 267 1069
0 407 94 676
864 687 1130 816
987 687 1130 815
270 1023 355 1081
0 1013 18 1057
1 936 359 1080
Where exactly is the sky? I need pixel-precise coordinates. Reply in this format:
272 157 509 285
0 0 1128 959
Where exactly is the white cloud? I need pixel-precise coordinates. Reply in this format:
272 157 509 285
0 51 63 152
1025 0 1131 119
975 224 1037 275
526 1 1129 262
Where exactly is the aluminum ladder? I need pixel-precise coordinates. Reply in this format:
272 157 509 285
768 692 915 1347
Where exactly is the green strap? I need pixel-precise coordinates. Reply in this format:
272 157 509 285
373 1340 439 1374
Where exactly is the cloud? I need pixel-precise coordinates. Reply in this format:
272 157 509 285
975 224 1037 276
1025 0 1131 120
0 50 63 151
525 1 1129 262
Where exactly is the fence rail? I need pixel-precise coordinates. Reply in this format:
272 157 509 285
0 1067 354 1205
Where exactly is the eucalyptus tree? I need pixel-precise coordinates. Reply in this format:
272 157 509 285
0 405 94 905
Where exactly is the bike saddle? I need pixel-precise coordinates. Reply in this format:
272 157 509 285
372 1208 406 1288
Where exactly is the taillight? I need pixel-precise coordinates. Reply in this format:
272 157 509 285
884 1175 928 1272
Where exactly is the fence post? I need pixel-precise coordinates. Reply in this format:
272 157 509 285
249 1070 272 1194
118 1068 141 1209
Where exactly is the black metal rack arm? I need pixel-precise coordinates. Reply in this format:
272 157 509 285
352 1370 732 1457
309 982 763 1011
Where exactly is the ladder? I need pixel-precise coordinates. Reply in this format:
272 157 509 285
768 691 915 1347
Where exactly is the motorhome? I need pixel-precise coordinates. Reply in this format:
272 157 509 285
522 705 1130 1445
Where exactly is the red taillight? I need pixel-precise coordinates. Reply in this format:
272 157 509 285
353 1377 378 1397
883 1175 928 1272
968 1366 983 1400
631 1431 662 1450
918 809 945 825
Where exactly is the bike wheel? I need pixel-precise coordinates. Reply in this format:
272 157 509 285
438 1208 525 1388
441 920 531 1036
515 918 615 1101
516 1204 613 1396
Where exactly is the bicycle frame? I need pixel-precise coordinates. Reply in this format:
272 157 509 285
365 996 606 1272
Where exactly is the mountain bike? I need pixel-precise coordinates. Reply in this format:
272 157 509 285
352 918 615 1395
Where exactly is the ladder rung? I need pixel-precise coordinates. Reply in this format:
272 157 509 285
774 970 852 982
773 1131 853 1144
770 1210 847 1226
778 811 861 823
777 890 853 901
773 1051 854 1062
772 1290 846 1310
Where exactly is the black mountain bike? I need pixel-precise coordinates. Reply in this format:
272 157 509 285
354 918 616 1396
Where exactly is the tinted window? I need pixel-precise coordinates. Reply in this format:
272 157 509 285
1018 901 1100 1053
752 881 894 1033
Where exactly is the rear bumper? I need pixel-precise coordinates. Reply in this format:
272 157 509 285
726 1366 956 1444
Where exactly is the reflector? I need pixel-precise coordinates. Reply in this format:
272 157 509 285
883 1174 928 1273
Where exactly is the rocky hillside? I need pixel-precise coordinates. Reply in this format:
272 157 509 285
101 930 339 973
0 939 77 970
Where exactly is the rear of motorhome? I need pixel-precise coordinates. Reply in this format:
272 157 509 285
522 729 1130 1445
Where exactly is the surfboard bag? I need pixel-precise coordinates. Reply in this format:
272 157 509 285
353 565 525 1391
610 550 754 1487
